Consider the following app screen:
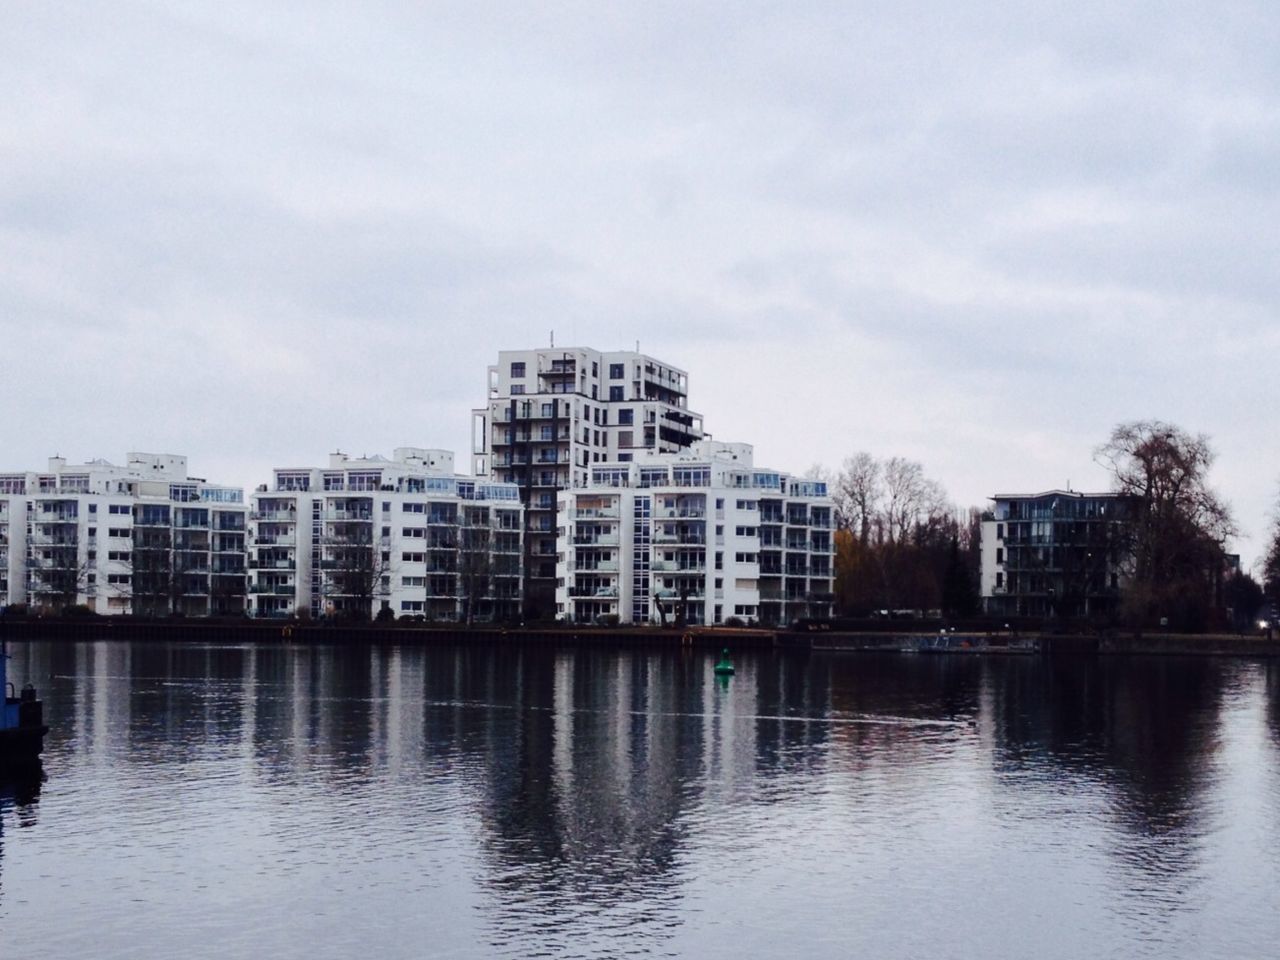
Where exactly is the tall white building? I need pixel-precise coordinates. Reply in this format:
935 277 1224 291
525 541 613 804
471 346 706 618
249 448 523 621
555 441 835 626
0 453 247 616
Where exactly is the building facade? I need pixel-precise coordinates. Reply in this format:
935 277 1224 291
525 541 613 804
555 441 835 626
980 490 1133 618
249 448 523 621
471 347 705 618
0 453 247 616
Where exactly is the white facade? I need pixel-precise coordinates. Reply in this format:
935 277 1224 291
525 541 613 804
471 346 706 618
249 448 523 621
0 453 247 616
556 441 835 626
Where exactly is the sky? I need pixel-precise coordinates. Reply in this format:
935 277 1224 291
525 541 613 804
2 1 1278 568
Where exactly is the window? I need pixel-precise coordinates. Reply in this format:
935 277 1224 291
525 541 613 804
734 552 758 563
618 431 633 448
995 572 1004 587
618 409 633 425
510 361 525 378
735 526 757 537
996 523 1004 540
996 547 1004 563
511 384 525 394
108 574 130 585
108 551 130 562
109 504 131 514
609 386 624 401
609 363 624 379
541 402 553 417
88 503 97 513
109 528 129 538
401 551 425 562
735 500 757 510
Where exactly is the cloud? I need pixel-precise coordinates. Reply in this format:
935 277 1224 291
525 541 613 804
1 1 1278 565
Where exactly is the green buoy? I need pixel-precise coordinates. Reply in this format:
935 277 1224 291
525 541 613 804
713 648 735 676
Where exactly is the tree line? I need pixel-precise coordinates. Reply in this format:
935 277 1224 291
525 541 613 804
818 420 1269 631
810 453 982 618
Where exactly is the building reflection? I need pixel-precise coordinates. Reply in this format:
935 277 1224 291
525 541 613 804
1 637 1266 938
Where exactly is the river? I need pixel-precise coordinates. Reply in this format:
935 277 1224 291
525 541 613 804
3 641 1279 959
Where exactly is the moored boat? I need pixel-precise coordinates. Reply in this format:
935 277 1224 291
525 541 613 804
1 635 48 770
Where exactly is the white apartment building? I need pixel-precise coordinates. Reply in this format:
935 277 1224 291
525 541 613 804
471 346 706 618
555 441 835 626
249 448 523 621
0 453 247 616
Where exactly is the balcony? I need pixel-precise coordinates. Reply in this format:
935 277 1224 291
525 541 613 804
653 531 706 544
250 583 296 595
569 586 618 598
573 533 619 546
575 560 618 573
574 508 619 520
249 559 294 570
652 560 706 573
251 510 297 522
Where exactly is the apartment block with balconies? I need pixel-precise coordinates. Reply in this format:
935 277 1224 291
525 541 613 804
471 346 706 619
980 490 1135 619
248 448 523 621
555 441 834 626
0 453 247 616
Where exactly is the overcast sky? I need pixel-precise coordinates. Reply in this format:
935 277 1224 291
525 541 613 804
3 1 1278 567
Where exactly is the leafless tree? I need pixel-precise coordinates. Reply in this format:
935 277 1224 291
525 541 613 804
834 452 882 544
323 528 390 620
457 511 493 625
1095 420 1237 629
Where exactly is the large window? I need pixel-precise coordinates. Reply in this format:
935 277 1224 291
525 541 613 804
609 363 625 379
608 386 624 401
618 409 633 425
510 361 525 378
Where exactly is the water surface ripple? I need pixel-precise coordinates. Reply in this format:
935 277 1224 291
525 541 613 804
2 642 1278 959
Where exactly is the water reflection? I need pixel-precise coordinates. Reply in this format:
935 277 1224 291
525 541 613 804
1 642 1278 959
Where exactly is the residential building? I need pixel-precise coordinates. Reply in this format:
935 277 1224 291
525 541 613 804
472 346 706 618
248 448 523 621
0 453 247 616
980 490 1134 618
555 441 835 626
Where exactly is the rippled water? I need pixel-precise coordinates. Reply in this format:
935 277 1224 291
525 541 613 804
3 641 1279 959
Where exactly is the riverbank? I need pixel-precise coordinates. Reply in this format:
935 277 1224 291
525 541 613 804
2 616 1278 656
0 616 776 648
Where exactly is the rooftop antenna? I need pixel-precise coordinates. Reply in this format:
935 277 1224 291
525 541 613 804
635 339 640 353
550 329 554 348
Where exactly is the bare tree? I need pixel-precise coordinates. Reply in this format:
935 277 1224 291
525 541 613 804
323 529 390 620
1263 481 1280 607
457 510 492 625
834 452 882 543
1095 420 1237 629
